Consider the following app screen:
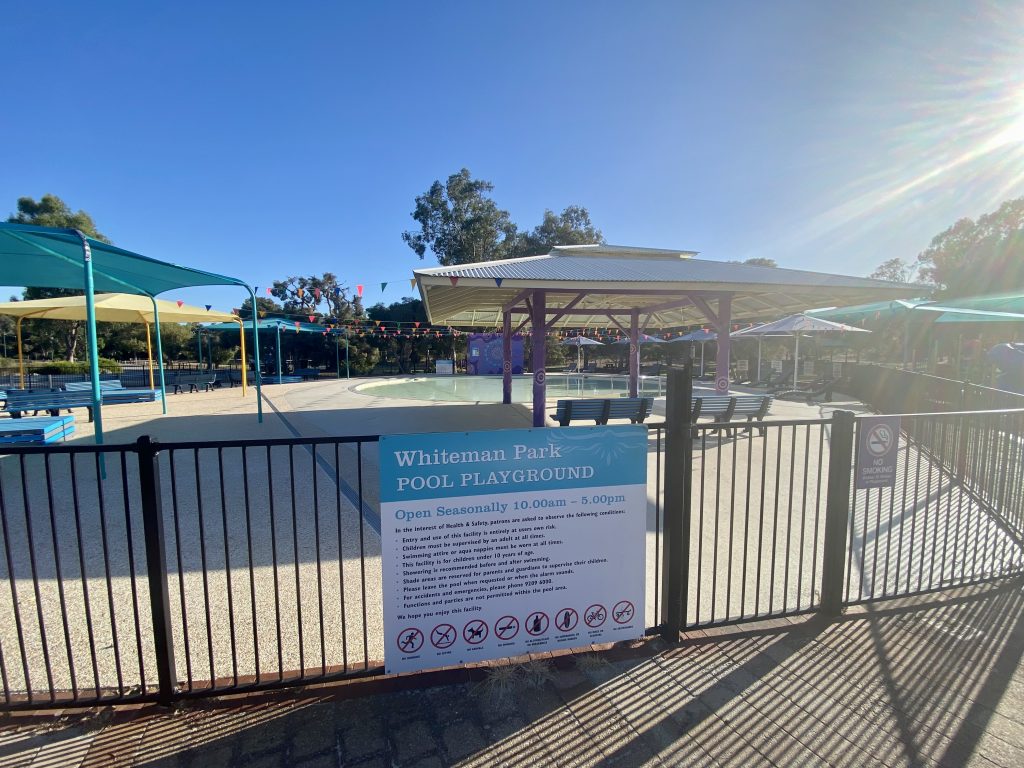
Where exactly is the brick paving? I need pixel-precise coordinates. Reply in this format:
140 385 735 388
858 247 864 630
2 578 1023 767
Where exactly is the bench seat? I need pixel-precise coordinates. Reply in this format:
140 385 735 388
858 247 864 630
294 368 321 381
0 415 75 443
64 380 161 404
553 397 654 426
168 373 217 394
3 390 94 420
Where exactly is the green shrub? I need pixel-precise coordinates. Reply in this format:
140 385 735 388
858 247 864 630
30 358 121 375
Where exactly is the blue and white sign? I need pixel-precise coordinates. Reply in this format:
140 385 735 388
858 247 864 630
380 425 647 674
855 415 901 489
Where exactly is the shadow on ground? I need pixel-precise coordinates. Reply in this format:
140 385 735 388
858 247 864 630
3 578 1023 767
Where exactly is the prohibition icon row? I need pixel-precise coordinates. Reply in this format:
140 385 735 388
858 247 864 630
396 600 635 654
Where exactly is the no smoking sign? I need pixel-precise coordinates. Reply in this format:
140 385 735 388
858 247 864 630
855 415 901 489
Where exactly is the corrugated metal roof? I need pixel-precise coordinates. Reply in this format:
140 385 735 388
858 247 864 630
413 244 923 328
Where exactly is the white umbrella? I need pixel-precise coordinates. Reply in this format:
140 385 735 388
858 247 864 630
731 323 791 383
736 314 869 388
560 335 604 370
670 329 716 376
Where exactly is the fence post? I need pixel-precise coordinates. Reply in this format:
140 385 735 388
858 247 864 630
660 362 693 640
136 435 177 705
820 410 855 616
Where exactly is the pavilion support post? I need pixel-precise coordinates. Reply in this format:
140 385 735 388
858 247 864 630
531 290 547 427
502 310 512 405
714 294 732 393
236 319 248 396
149 298 168 414
629 309 640 398
74 230 104 446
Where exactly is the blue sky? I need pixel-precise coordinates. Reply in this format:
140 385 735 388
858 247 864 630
2 1 1023 312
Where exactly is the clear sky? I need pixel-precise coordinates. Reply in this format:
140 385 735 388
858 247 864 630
3 1 1023 313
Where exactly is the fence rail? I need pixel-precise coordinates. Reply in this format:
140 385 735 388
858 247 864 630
1 387 1023 709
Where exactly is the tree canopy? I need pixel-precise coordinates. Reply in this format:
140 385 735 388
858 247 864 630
269 273 365 322
402 168 603 265
915 197 1024 297
507 206 603 258
869 257 915 283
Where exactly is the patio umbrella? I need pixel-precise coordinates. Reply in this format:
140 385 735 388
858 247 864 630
730 323 790 383
737 314 869 388
559 335 604 370
670 329 716 376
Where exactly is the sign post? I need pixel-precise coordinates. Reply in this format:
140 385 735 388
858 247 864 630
380 425 647 674
854 415 901 489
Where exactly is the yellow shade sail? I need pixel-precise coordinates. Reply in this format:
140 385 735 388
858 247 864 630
0 293 238 324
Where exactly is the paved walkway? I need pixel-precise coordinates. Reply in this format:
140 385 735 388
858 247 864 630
2 579 1023 767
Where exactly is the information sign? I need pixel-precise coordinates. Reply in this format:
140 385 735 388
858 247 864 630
736 359 749 375
380 425 647 674
771 360 784 373
855 415 901 489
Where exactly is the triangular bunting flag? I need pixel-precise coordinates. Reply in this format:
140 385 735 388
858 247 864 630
414 321 420 328
266 287 272 295
381 282 388 292
409 278 417 289
205 304 212 311
494 278 503 287
449 276 459 287
259 311 266 318
176 300 184 307
314 288 321 300
308 315 315 323
297 288 304 298
294 322 301 329
374 320 381 327
357 285 364 297
334 287 342 296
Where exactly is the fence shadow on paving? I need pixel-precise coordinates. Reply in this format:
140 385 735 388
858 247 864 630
0 381 1022 711
3 580 1020 766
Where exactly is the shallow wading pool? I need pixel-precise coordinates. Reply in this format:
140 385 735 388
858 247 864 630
355 374 672 402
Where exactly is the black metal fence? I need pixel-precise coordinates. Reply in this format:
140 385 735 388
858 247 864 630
1 379 1023 710
0 434 382 710
845 364 1024 413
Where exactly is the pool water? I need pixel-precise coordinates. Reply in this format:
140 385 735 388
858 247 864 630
355 374 668 402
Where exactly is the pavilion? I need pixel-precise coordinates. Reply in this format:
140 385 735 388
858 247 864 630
413 245 919 425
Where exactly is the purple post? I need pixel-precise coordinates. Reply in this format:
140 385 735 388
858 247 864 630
715 294 732 393
629 309 640 398
531 290 547 426
502 310 512 405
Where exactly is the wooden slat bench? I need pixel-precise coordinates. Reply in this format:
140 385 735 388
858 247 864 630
552 397 654 426
0 415 75 444
692 394 773 436
3 390 94 420
294 368 322 381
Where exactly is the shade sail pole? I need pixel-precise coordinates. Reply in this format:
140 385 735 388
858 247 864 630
145 322 154 389
276 325 282 380
235 318 248 396
16 317 25 388
345 328 350 378
73 230 104 446
244 287 262 422
149 297 168 414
